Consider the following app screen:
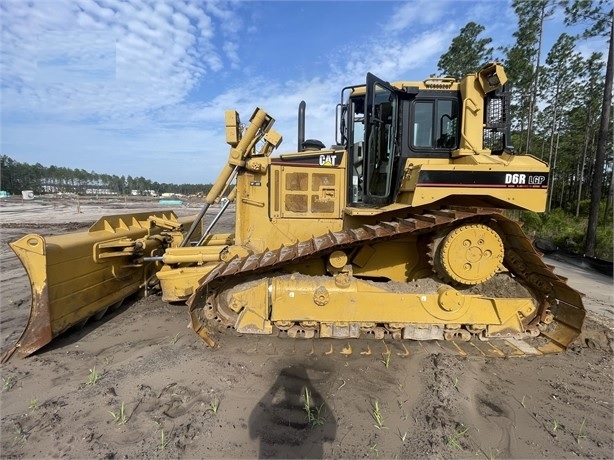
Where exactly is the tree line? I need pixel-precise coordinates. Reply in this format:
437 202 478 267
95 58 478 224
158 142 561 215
436 0 612 258
0 155 212 197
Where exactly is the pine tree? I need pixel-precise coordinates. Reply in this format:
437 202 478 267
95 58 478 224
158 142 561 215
540 33 582 210
574 52 605 216
562 0 613 257
504 0 554 153
436 22 494 80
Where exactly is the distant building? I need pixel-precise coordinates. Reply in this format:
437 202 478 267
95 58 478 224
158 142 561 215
132 189 158 197
85 188 116 195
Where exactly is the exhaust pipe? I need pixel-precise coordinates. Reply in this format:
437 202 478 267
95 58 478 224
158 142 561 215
298 100 305 152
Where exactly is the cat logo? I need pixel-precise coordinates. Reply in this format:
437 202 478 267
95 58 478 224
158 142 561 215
319 154 337 167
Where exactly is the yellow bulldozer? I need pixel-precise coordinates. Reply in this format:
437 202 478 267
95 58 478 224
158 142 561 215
3 63 585 362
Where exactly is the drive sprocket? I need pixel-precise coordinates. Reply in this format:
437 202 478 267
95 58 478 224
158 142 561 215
432 224 504 285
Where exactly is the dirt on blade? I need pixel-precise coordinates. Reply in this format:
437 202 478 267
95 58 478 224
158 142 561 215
1 196 612 458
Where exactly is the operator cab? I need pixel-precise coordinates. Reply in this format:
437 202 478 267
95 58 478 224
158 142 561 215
339 73 461 207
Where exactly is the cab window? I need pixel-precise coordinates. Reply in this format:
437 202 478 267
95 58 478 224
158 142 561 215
411 99 458 150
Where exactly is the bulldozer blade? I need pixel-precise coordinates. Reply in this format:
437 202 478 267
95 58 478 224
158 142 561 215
2 211 191 362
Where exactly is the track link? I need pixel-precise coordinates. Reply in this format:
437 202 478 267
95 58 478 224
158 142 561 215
187 206 585 356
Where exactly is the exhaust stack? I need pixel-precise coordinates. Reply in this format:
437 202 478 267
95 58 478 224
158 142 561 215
298 100 306 152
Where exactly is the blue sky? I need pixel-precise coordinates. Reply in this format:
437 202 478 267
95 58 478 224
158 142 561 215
0 0 606 184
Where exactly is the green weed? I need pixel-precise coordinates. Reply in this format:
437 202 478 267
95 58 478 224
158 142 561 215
371 400 386 429
207 398 220 415
576 417 587 444
13 423 27 444
303 388 325 427
381 349 392 368
447 425 469 449
109 401 127 425
158 429 169 451
552 419 559 432
28 398 38 411
3 375 16 391
86 367 100 385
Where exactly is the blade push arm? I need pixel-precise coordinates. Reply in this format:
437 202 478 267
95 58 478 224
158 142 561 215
181 108 282 246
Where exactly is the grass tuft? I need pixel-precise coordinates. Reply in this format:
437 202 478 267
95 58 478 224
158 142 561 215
3 375 16 392
447 425 469 449
303 387 325 427
381 349 391 368
552 419 559 433
576 417 587 444
86 367 100 385
109 401 127 425
207 398 220 414
158 429 169 451
13 423 27 445
371 399 386 429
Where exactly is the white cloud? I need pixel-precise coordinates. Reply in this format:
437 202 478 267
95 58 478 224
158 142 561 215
1 0 459 183
387 0 450 32
37 31 116 83
1 0 252 183
1 0 228 121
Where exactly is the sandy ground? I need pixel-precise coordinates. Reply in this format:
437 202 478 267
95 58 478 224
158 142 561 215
1 196 613 459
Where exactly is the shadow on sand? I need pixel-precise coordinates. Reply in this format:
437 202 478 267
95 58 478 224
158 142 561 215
249 364 337 459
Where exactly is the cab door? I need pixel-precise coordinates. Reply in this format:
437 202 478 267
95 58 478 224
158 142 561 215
363 73 400 206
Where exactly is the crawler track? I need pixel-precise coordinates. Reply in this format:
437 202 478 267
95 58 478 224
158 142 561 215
188 207 585 357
